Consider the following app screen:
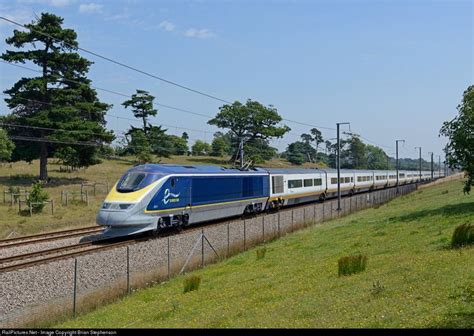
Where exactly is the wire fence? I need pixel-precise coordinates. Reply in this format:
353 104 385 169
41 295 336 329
0 184 417 327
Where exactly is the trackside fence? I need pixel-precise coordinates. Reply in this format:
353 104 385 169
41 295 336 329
0 184 417 327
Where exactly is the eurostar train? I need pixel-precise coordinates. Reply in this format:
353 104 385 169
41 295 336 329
97 164 441 236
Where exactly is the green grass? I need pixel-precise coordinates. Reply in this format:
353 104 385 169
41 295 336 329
56 179 473 328
0 155 317 238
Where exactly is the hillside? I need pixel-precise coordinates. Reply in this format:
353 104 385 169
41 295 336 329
56 178 473 328
0 155 322 238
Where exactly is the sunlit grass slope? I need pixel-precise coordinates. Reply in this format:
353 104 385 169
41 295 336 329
58 179 473 328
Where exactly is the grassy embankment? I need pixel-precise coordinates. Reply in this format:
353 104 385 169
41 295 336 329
0 155 321 238
57 178 473 328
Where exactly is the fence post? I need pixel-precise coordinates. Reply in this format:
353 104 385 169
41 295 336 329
86 190 89 206
201 229 205 268
51 200 54 215
226 223 230 257
93 183 97 196
277 212 281 237
126 246 130 294
243 220 246 250
262 216 265 243
322 202 325 222
73 258 78 318
167 236 171 279
3 190 5 204
29 202 32 217
291 210 294 232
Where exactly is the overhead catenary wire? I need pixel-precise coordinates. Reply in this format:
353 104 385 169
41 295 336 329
0 16 337 133
0 16 428 158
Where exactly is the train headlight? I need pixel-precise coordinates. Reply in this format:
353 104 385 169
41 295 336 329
119 203 133 210
101 203 134 210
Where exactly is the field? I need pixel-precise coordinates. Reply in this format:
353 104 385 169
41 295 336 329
0 155 320 239
56 178 473 328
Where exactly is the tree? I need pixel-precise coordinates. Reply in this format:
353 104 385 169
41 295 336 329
285 141 314 165
167 134 188 155
366 145 389 170
181 132 189 141
345 136 367 169
208 99 290 164
1 13 114 180
301 128 324 162
440 85 474 193
0 129 15 162
192 140 211 156
126 129 153 163
211 132 231 157
122 89 157 134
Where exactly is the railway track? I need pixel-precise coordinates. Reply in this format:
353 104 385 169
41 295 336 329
0 239 135 272
0 226 103 248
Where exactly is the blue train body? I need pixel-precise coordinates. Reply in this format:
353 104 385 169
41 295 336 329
97 163 437 237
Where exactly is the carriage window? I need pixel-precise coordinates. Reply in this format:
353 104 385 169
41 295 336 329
288 180 303 189
314 178 322 186
344 177 350 183
304 179 313 187
170 178 176 188
351 177 354 182
117 172 145 192
331 178 337 184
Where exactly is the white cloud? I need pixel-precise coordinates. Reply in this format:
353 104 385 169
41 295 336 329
48 0 71 6
105 13 130 21
184 27 215 39
79 3 103 14
158 20 175 32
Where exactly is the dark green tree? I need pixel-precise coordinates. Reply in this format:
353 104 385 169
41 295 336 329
0 129 15 162
167 134 188 155
122 89 157 134
208 99 290 164
345 136 367 169
440 85 474 193
1 13 114 180
285 141 315 165
301 128 324 162
366 144 389 170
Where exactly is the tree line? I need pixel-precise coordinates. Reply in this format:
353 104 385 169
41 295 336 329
0 12 471 192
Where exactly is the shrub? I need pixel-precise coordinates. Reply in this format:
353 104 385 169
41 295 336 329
183 275 201 293
451 223 473 248
338 254 367 276
8 186 20 202
27 182 49 213
256 247 267 260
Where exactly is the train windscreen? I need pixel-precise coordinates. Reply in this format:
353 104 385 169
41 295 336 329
116 172 163 193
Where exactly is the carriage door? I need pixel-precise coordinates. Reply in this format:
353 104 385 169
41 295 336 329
272 176 284 195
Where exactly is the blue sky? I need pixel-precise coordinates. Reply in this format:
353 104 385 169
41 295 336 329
0 0 472 160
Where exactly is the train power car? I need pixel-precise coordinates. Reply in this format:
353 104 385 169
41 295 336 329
97 164 437 237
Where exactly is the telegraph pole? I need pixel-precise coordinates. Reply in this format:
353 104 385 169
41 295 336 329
239 137 244 169
438 155 441 178
336 122 350 211
396 140 405 192
428 152 434 180
415 147 422 179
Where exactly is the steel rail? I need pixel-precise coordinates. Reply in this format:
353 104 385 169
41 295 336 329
0 226 103 248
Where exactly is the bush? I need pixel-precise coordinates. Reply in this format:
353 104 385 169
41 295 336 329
451 223 473 248
183 275 201 293
27 182 49 213
338 254 367 276
256 247 267 260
